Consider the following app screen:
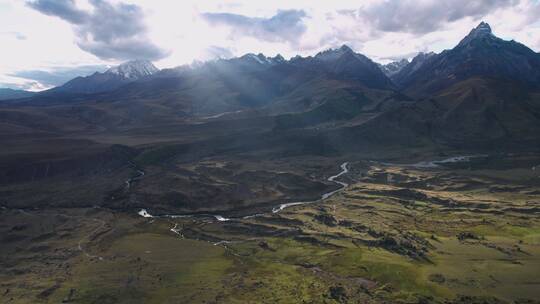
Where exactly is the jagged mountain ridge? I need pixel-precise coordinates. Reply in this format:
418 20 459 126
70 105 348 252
379 59 409 77
2 22 540 152
47 60 159 95
156 45 394 91
391 52 436 85
25 45 393 99
340 22 540 149
107 60 159 79
310 45 395 89
396 22 540 95
8 21 540 102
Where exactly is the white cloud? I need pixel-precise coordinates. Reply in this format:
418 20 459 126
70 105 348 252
1 0 540 90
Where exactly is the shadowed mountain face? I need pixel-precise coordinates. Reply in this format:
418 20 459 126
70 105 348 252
11 45 396 118
379 59 409 77
111 45 395 115
364 22 540 148
391 52 436 85
0 88 36 100
396 22 540 96
430 78 540 146
2 23 540 150
310 45 395 90
344 77 540 151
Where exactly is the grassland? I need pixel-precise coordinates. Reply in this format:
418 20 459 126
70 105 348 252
1 154 539 303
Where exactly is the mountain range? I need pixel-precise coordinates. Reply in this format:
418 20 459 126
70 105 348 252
379 58 409 77
395 22 540 96
1 22 540 211
2 22 539 143
47 59 159 95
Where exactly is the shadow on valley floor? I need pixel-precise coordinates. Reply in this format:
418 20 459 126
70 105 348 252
1 153 539 303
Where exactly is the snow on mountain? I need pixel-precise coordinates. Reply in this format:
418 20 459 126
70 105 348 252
457 21 494 47
106 60 159 79
391 52 436 84
315 45 357 62
379 59 410 77
239 53 286 65
50 60 159 94
394 21 540 94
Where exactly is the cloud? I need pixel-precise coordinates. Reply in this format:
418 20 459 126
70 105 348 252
378 51 427 62
202 9 307 45
0 80 48 92
9 65 109 87
27 0 86 23
27 0 169 61
0 31 27 40
3 0 539 74
203 46 234 60
356 0 518 34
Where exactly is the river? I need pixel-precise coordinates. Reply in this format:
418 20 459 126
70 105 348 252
138 162 350 221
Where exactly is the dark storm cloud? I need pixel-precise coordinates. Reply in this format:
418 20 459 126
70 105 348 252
202 9 307 44
353 0 518 34
27 0 168 61
27 0 87 23
9 65 109 87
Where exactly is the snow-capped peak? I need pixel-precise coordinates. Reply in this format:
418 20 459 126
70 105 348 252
106 60 159 79
315 44 356 62
240 53 284 65
458 21 495 47
379 58 410 76
474 21 492 35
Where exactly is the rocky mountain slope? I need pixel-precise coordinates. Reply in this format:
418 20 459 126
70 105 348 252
47 60 159 95
396 22 540 96
379 58 409 77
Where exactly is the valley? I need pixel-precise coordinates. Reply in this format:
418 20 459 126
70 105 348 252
1 19 540 304
1 153 539 303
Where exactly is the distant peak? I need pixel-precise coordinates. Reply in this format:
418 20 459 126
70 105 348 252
106 59 158 79
315 44 356 61
339 44 353 52
458 21 495 46
241 53 268 64
415 51 435 58
122 59 151 65
475 21 492 34
239 53 286 65
116 59 155 69
273 54 285 62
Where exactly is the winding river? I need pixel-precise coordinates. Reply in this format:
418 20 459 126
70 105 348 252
271 162 349 213
138 162 350 221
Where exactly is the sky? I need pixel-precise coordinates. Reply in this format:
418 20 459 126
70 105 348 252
1 0 540 91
